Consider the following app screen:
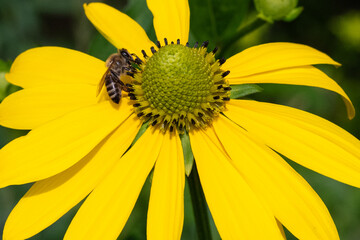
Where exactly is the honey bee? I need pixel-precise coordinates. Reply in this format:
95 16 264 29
97 48 137 104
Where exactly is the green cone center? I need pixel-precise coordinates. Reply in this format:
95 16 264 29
141 44 212 114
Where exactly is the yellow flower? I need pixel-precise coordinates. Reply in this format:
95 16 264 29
0 1 359 240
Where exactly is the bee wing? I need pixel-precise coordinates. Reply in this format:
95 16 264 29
96 68 110 97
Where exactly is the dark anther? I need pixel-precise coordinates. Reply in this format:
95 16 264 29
212 47 218 54
207 108 212 111
186 42 190 47
194 42 199 48
169 126 174 132
180 115 184 119
213 96 220 100
128 93 137 100
164 38 168 45
153 114 160 119
222 70 230 77
219 57 226 65
146 113 152 117
164 120 168 125
177 39 180 44
150 46 156 54
156 41 161 48
135 57 143 65
171 41 174 44
198 112 204 117
137 112 144 117
126 83 133 88
152 120 158 126
126 72 134 77
223 87 232 91
127 88 135 92
133 103 141 107
179 124 183 131
201 40 209 48
217 85 223 89
141 50 147 58
222 97 230 101
191 119 196 125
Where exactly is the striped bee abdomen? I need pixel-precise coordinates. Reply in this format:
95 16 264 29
105 73 121 104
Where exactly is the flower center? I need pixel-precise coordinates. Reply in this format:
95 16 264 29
128 39 230 133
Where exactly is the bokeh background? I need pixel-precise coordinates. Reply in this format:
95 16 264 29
1 0 360 239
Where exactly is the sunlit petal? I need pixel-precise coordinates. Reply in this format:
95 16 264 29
190 128 283 239
0 100 132 188
226 100 360 188
214 116 339 240
223 42 340 78
147 133 185 240
227 66 354 119
3 116 141 240
6 47 105 88
0 84 98 130
64 129 165 240
84 3 154 57
147 0 190 44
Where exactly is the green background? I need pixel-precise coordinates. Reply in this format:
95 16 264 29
1 0 360 239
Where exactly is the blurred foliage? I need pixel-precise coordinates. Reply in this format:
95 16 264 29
1 0 360 239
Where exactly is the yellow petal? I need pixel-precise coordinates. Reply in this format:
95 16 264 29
84 3 154 57
147 0 190 44
0 100 132 188
64 129 164 240
3 116 141 240
147 133 185 240
6 47 105 88
223 42 340 78
226 100 360 188
189 128 283 240
214 116 339 240
227 66 354 119
0 84 98 130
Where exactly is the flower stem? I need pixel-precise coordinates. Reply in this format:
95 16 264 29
221 17 268 55
188 162 212 240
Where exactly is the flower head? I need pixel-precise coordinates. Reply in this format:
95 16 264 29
0 1 359 240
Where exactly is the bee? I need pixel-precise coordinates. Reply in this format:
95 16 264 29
97 48 137 104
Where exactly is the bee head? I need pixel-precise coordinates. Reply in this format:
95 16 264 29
119 49 134 61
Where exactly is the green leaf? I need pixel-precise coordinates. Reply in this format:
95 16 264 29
131 121 150 147
180 131 194 176
124 0 156 42
189 0 251 45
88 33 117 62
230 84 263 99
0 60 11 101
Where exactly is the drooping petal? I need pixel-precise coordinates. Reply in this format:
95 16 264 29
0 100 132 188
147 133 185 240
147 0 190 44
0 84 98 130
84 3 154 57
3 116 141 240
6 47 105 88
189 128 283 240
222 42 340 78
227 66 354 119
226 100 360 188
213 115 339 240
64 129 165 240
